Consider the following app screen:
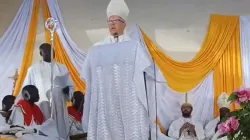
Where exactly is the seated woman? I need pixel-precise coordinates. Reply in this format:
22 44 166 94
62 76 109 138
1 95 16 123
68 91 85 135
8 85 45 126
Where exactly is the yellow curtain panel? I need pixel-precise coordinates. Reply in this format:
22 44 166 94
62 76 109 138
14 0 40 96
142 15 242 116
43 0 85 93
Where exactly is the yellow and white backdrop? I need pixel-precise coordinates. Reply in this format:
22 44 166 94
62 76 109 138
1 0 250 132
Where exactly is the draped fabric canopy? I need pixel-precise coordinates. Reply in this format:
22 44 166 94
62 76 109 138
3 0 40 98
142 15 243 116
240 16 250 87
129 25 214 132
43 0 85 93
5 0 247 130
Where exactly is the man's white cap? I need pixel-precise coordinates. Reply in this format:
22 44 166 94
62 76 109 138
106 0 129 21
217 92 231 109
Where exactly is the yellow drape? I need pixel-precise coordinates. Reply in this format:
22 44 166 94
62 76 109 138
214 23 242 114
142 15 242 116
42 0 85 93
13 0 40 96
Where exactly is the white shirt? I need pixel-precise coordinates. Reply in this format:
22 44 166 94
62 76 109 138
205 117 220 139
168 117 205 140
8 107 36 126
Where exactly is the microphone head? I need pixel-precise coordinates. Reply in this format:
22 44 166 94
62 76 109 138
113 32 118 37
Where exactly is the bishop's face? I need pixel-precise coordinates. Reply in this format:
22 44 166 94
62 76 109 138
107 15 126 36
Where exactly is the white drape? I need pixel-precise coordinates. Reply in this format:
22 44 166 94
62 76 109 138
240 16 250 87
0 0 34 107
46 0 86 72
129 26 214 130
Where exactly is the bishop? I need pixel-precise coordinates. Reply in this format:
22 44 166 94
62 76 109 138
81 0 151 139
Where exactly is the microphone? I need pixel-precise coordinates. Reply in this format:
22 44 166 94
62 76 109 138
113 32 118 42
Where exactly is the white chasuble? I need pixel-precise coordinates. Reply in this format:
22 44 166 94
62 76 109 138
82 41 151 140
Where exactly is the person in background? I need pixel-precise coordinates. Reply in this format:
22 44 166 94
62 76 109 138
8 85 44 126
1 95 16 123
205 93 230 140
68 91 84 135
168 102 205 140
15 43 74 139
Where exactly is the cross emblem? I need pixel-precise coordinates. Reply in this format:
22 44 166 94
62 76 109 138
8 69 19 95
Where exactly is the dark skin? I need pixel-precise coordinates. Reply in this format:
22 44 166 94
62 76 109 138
215 107 230 132
1 95 15 122
72 91 85 112
39 43 69 94
39 43 55 63
179 104 196 137
22 85 40 105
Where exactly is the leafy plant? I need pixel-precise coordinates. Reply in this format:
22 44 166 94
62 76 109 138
218 88 250 140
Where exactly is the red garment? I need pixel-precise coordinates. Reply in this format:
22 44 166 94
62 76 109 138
16 99 44 126
68 106 83 123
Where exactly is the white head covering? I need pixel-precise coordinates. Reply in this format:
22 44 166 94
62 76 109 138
217 92 231 109
106 0 129 21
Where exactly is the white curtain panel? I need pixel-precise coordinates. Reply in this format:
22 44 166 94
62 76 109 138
147 72 214 130
46 0 86 72
240 16 250 87
0 0 34 107
129 26 214 130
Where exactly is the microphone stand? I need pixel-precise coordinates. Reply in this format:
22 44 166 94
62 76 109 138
144 72 151 140
153 61 158 140
45 17 57 118
113 32 119 42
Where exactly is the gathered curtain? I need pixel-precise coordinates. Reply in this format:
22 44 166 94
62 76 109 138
142 15 243 116
43 0 85 93
13 0 40 96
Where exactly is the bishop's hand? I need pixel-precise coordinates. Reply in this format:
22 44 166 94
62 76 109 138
62 86 69 94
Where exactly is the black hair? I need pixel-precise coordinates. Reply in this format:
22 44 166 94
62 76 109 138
22 85 39 103
39 43 51 50
2 95 15 106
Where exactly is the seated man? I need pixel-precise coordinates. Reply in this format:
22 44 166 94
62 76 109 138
8 85 45 126
1 95 15 123
205 93 230 140
68 91 84 135
168 103 205 140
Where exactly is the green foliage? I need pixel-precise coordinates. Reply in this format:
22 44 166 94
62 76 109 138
228 92 238 103
225 105 250 140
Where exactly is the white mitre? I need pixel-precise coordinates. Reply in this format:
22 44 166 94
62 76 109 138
106 0 129 20
217 92 231 109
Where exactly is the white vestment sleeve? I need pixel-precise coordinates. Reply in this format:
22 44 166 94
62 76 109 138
205 118 219 139
81 49 92 132
168 121 180 139
133 44 151 114
195 122 205 140
8 107 24 126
